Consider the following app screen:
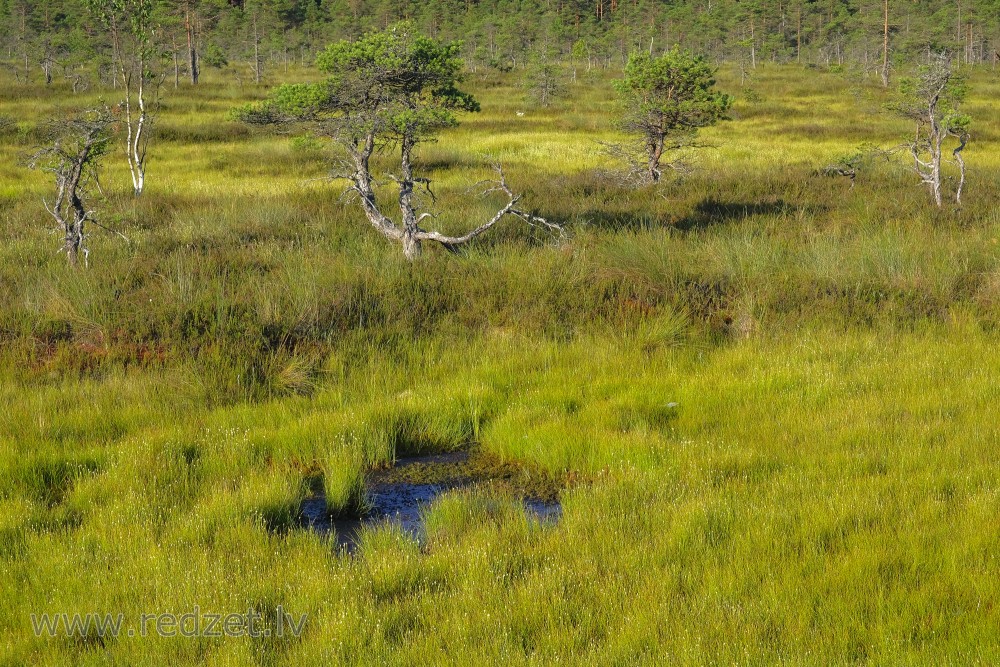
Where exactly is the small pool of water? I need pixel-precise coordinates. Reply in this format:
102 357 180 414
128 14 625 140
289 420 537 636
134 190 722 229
301 450 561 551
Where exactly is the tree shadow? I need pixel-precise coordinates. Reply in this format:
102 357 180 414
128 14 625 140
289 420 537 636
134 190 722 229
545 209 667 232
673 198 801 232
541 198 816 233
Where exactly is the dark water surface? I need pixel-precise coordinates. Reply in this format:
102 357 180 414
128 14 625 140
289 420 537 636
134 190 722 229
301 450 561 552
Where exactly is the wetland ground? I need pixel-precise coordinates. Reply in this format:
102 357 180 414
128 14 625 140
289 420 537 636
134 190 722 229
3 64 1000 664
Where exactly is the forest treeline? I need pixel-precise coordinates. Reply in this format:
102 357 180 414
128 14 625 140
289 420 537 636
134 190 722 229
3 0 1000 88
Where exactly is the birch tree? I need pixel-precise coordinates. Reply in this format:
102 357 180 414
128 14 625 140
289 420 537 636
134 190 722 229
87 0 158 196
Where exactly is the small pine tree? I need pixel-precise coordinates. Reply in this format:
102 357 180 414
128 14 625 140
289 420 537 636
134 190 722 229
614 48 732 183
523 53 566 108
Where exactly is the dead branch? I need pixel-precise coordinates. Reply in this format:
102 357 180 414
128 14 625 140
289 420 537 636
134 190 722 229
414 164 561 251
598 139 702 187
821 144 897 189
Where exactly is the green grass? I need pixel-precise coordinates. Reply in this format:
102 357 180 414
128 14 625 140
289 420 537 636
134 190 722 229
2 62 1000 664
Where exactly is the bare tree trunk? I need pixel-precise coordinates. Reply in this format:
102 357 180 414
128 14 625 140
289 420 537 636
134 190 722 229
967 23 973 65
648 135 664 182
402 230 421 260
956 0 962 42
18 6 29 85
172 37 180 89
346 132 405 247
398 136 422 260
881 0 890 87
111 16 148 197
797 5 802 64
186 4 198 85
954 133 967 204
253 14 262 85
66 159 90 264
133 68 147 196
931 120 942 207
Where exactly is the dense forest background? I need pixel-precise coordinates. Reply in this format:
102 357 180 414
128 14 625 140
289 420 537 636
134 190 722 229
4 0 1000 89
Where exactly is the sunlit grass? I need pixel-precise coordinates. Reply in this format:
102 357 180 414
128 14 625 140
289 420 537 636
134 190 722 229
4 326 1000 663
2 61 1000 664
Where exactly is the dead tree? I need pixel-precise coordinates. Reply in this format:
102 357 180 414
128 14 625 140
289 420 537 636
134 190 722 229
26 110 114 267
892 52 971 207
821 144 893 190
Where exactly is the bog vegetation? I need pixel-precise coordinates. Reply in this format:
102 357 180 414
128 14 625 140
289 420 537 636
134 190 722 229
3 11 1000 666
